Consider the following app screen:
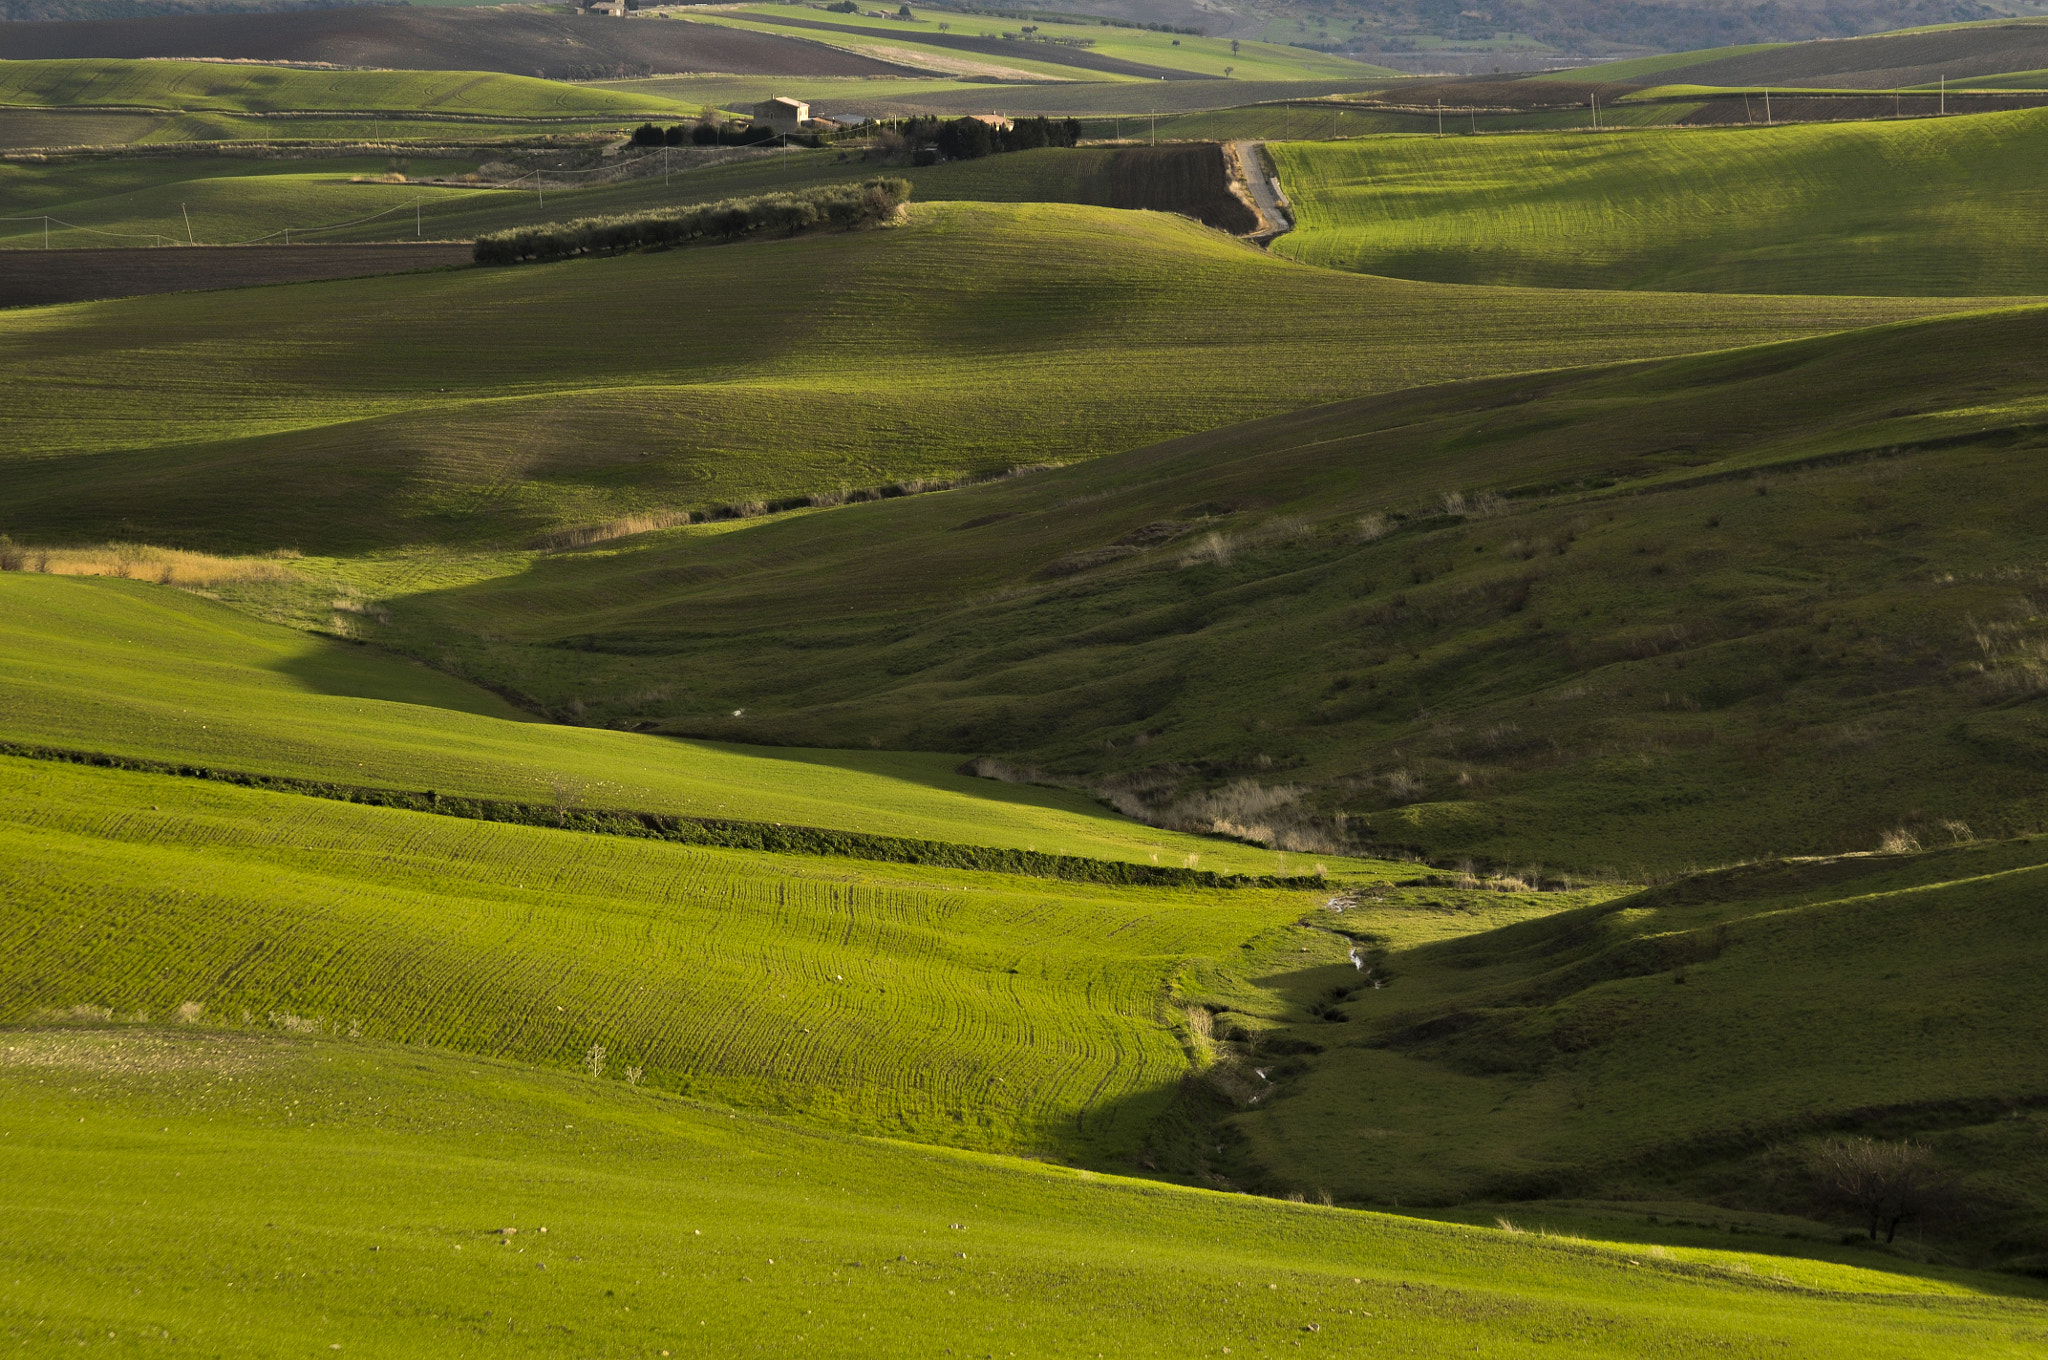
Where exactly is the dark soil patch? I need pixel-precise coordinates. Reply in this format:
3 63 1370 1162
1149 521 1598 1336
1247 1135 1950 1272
0 8 925 80
1101 143 1257 235
0 243 473 307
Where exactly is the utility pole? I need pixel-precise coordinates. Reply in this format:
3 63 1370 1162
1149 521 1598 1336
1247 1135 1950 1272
1590 92 1599 130
1940 74 1946 115
1764 88 1772 125
43 216 49 249
1436 99 1443 137
181 202 194 246
416 200 421 237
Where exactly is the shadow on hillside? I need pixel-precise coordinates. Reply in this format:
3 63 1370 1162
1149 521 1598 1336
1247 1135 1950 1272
270 638 532 722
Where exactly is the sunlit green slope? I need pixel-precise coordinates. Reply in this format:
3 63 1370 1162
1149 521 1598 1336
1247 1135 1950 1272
9 1028 2036 1358
1272 109 2048 295
0 201 1957 554
0 755 1321 1155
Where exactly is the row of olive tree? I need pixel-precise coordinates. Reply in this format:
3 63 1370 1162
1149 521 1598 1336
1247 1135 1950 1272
472 178 912 265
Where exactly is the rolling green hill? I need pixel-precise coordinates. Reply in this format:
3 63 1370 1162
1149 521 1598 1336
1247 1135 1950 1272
10 1026 2038 1357
0 144 1245 250
0 574 1355 877
0 201 1955 554
351 301 2048 873
1270 109 2048 295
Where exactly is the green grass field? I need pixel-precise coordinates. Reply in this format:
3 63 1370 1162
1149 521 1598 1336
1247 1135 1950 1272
0 144 1231 249
0 201 1957 555
1221 839 2048 1258
1270 109 2048 294
0 58 697 121
0 754 1325 1154
11 1027 2041 1358
0 575 1363 876
9 31 2048 1345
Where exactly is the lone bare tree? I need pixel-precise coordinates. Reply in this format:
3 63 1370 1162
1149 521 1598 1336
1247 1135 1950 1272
1811 1137 1955 1243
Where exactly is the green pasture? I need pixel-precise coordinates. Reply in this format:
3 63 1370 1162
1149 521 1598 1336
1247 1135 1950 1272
8 1029 2041 1358
0 201 1954 556
1222 837 2048 1263
353 302 2048 872
0 755 1325 1152
1271 109 2048 294
0 576 1361 876
0 58 696 120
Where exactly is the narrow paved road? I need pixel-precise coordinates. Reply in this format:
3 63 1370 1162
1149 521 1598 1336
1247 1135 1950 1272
1231 140 1292 243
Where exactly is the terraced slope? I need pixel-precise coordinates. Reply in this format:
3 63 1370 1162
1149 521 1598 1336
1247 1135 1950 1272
1271 109 2048 294
9 1028 2038 1357
0 575 1350 876
0 201 1958 553
361 302 2048 871
1220 837 2048 1268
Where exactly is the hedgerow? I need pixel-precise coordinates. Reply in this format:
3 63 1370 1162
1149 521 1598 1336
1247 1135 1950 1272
472 178 912 265
0 741 1323 889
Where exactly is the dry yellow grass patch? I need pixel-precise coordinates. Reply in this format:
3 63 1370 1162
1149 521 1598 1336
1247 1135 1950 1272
0 539 301 586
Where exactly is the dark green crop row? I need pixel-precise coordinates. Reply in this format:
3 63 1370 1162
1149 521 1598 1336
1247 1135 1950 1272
473 178 912 265
0 741 1319 889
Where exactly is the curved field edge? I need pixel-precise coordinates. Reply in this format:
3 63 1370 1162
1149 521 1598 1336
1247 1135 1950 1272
0 576 1377 877
0 754 1324 1157
1 1027 2041 1359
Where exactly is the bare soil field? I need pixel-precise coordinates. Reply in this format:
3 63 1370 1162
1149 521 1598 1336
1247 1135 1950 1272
0 8 925 80
0 242 471 307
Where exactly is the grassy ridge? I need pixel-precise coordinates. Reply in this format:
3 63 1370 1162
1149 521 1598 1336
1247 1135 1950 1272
0 201 1957 554
1220 837 2048 1265
8 1029 2036 1358
0 755 1314 1154
0 576 1363 876
363 302 2048 871
0 58 697 119
1271 110 2048 294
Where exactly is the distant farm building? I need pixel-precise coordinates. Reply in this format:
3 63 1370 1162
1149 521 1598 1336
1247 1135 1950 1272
967 113 1014 131
585 0 626 14
752 97 811 134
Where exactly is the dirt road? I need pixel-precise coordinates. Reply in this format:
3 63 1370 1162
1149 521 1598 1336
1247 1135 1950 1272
1230 140 1292 243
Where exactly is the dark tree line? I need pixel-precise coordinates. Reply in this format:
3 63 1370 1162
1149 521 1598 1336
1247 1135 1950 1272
908 115 1082 162
474 179 911 265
